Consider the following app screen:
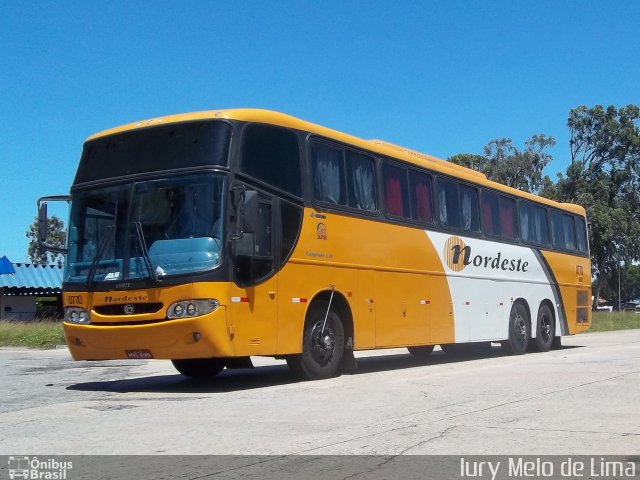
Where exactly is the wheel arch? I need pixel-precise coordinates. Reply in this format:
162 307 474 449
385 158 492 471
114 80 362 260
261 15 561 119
309 290 354 351
512 297 532 325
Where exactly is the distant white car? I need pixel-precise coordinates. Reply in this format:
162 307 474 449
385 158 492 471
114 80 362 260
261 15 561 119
595 305 613 312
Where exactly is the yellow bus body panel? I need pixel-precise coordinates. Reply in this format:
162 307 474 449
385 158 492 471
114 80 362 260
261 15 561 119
64 283 231 360
541 250 592 334
276 208 455 354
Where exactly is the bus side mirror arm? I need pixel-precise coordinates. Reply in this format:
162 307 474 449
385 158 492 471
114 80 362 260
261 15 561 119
37 195 71 253
230 187 258 240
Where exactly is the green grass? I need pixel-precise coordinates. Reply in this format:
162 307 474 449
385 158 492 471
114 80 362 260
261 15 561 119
588 311 640 332
0 320 65 348
0 311 637 348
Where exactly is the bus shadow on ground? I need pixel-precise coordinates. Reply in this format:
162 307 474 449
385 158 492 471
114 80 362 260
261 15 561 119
66 344 582 395
350 343 581 376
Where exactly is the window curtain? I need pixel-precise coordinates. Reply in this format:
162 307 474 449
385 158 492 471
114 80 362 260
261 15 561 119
385 176 403 216
500 201 515 238
414 179 432 222
482 199 494 234
520 208 530 242
314 147 342 204
438 186 448 225
461 189 472 230
351 156 376 211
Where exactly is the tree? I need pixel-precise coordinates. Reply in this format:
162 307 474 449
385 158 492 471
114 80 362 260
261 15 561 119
594 264 640 309
449 134 556 194
26 215 66 266
447 153 486 172
548 105 640 307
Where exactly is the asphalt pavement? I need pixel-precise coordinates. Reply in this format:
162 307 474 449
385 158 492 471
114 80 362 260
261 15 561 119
1 330 639 455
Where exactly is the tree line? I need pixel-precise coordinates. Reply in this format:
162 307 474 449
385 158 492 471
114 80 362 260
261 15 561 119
450 104 640 308
27 105 640 307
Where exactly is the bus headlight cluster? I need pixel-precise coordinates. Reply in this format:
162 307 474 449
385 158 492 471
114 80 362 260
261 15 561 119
167 299 219 319
65 307 91 324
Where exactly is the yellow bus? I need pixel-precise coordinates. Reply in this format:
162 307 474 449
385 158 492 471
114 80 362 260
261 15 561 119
38 109 591 380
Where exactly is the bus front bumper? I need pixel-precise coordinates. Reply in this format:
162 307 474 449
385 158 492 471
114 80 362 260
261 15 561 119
63 307 232 360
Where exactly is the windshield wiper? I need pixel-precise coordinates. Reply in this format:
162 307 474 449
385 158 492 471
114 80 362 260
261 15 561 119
134 221 159 284
85 225 116 287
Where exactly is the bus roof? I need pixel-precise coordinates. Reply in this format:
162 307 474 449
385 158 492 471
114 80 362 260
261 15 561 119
86 109 586 217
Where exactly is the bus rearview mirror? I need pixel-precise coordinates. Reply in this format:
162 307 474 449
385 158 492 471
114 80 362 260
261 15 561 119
38 202 48 244
36 195 71 253
242 190 258 234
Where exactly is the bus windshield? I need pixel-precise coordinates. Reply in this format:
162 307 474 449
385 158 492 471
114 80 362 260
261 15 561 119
65 174 226 284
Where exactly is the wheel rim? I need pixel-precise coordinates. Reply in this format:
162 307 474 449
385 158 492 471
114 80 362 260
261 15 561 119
540 313 551 344
513 312 528 348
309 320 336 366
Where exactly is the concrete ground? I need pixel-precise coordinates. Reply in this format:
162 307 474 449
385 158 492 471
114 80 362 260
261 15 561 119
1 329 639 455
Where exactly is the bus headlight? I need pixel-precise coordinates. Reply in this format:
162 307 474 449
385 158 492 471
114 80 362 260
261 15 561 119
167 299 219 319
65 307 91 324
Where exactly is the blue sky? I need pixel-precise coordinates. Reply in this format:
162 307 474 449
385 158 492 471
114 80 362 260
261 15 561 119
1 1 639 263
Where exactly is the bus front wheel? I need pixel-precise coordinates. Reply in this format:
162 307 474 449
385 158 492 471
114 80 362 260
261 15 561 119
171 358 225 379
501 302 530 355
287 302 345 380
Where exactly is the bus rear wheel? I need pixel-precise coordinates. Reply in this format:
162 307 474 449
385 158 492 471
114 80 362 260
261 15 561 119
534 304 555 352
287 302 345 380
408 345 435 359
171 358 225 379
501 302 530 355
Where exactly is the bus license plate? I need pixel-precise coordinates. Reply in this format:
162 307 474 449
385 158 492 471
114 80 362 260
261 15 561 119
126 349 154 359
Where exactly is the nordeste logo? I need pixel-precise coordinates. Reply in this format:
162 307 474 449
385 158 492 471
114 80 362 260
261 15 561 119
444 236 529 273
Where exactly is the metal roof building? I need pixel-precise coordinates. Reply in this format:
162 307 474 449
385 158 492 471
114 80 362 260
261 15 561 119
0 263 63 295
0 262 63 321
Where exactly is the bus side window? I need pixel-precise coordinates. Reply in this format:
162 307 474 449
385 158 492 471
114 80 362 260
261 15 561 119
409 170 433 223
280 200 303 265
563 214 577 250
241 124 301 197
437 178 460 229
482 190 501 237
346 151 376 211
236 199 274 285
312 142 345 205
520 202 549 246
552 211 577 251
499 196 517 240
383 163 409 218
576 216 588 252
460 185 480 232
254 202 272 257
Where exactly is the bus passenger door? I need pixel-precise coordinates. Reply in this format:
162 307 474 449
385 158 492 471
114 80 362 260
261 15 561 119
229 191 278 356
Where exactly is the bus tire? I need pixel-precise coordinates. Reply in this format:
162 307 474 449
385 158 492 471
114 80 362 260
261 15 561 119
551 335 562 349
534 304 555 352
501 302 530 355
408 345 435 359
171 358 225 379
287 302 345 380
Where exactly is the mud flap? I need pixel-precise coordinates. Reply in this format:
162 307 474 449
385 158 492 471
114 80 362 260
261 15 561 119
339 348 358 372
